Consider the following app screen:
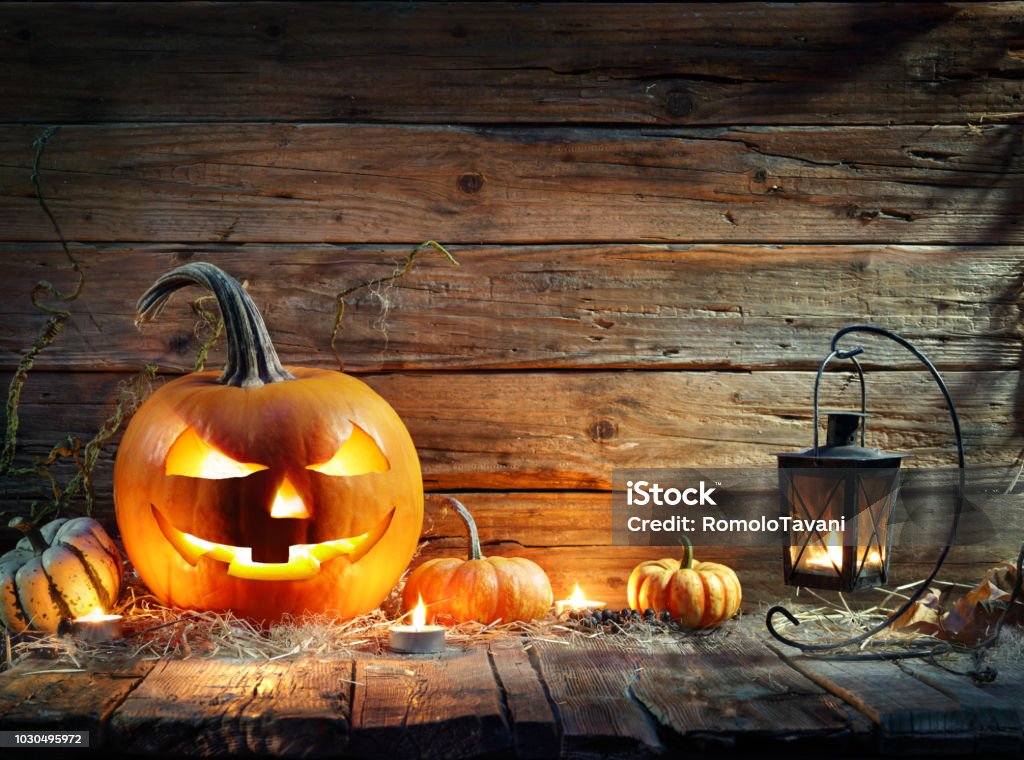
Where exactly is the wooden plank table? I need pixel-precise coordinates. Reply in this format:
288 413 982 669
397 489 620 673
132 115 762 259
1 615 1020 758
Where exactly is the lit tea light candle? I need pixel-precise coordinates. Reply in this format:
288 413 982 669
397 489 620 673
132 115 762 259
389 595 446 654
803 532 884 572
555 583 606 615
69 608 123 643
804 532 845 571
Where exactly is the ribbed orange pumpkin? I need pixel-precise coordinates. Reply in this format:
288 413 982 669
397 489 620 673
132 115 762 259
627 539 741 628
114 263 423 622
402 498 552 624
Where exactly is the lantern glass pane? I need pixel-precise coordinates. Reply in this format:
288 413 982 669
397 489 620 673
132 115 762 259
784 469 847 581
853 468 901 581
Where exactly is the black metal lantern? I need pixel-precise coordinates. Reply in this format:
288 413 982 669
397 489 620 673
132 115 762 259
777 410 906 592
766 325 965 655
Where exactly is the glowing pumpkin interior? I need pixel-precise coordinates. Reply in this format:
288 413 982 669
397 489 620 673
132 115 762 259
154 422 394 581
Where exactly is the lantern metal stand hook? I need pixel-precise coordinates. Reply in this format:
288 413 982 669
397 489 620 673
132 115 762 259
765 324 965 657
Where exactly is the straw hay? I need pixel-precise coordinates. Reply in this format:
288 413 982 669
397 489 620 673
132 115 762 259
3 575 724 670
5 574 1019 680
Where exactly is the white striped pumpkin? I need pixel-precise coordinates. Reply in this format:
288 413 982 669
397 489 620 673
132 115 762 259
1 517 123 633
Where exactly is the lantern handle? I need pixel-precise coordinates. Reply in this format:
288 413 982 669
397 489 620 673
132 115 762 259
767 324 964 657
812 350 867 453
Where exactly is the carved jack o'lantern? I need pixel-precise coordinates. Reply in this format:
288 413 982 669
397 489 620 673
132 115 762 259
114 263 423 621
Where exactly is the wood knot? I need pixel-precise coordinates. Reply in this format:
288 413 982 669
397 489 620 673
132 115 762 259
589 419 617 443
457 172 484 194
168 332 194 356
264 23 284 39
664 91 693 118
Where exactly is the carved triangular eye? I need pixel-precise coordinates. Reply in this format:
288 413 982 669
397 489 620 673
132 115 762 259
307 424 390 477
166 427 269 479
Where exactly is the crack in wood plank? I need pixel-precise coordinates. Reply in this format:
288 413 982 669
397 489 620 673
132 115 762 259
489 642 561 759
108 658 352 757
350 648 511 759
531 637 663 755
0 659 155 745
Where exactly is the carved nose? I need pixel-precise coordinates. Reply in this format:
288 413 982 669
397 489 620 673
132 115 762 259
269 477 310 520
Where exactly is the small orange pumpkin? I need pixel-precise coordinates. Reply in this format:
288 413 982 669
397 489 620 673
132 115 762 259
627 538 741 628
402 498 552 624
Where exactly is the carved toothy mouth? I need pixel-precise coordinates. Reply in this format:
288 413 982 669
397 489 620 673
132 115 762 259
152 505 395 581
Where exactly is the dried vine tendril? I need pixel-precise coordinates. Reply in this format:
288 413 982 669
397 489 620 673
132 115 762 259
31 367 156 519
330 240 459 368
190 293 226 373
1 127 156 521
1 128 84 477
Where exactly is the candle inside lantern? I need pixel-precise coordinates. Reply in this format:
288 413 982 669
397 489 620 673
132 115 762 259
803 531 845 571
803 532 883 572
69 607 123 643
389 595 446 654
555 583 606 615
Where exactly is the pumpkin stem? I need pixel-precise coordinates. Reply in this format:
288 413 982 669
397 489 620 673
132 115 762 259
136 262 294 388
9 516 49 555
680 536 694 570
444 497 483 561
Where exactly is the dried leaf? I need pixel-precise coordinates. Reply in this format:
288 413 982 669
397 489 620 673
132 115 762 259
892 588 942 634
941 561 1021 642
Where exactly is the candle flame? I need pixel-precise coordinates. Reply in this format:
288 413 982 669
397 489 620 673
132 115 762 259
75 607 121 622
555 582 605 614
568 583 587 606
412 594 427 629
805 531 845 570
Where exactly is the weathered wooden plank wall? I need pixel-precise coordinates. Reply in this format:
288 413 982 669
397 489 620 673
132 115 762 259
1 2 1021 608
1 3 1021 124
